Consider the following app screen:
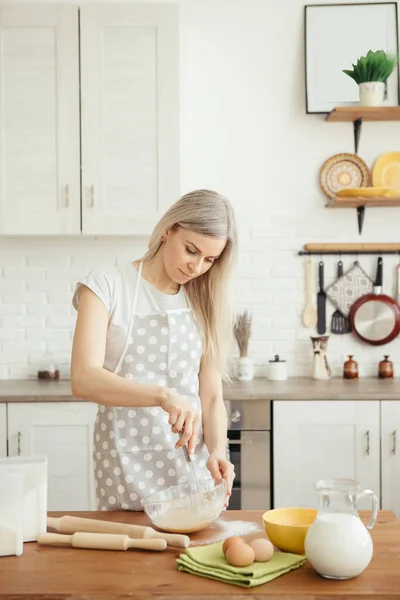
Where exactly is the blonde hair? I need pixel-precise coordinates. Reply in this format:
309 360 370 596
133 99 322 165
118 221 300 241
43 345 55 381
142 189 238 380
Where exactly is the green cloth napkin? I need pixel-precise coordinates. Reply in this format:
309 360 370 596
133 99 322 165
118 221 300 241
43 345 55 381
176 541 306 588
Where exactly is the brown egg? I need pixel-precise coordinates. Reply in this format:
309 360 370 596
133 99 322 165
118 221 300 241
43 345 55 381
248 538 274 562
222 536 245 555
225 543 255 567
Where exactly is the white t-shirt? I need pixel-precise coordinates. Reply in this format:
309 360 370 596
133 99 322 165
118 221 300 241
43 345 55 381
72 262 188 373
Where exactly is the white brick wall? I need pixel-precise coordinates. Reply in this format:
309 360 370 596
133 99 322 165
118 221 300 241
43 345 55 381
0 238 147 379
0 0 400 379
1 233 399 380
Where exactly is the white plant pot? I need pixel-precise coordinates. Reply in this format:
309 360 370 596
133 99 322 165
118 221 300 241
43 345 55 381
358 81 385 107
237 357 254 381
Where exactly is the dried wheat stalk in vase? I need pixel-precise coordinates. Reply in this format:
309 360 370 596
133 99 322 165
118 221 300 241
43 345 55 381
233 310 252 358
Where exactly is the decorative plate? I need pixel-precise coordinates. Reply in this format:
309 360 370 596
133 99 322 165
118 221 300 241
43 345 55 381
336 187 389 197
372 152 400 197
319 153 370 200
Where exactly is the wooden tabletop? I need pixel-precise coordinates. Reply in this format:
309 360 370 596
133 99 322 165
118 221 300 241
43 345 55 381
0 510 399 599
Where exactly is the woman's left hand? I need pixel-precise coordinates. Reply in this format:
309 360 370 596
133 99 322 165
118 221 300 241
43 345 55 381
206 453 235 508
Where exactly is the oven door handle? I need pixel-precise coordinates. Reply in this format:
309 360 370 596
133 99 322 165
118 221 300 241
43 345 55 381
228 439 253 445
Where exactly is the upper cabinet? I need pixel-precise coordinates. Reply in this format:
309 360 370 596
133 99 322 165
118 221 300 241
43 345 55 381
80 5 179 235
0 5 179 236
0 6 80 235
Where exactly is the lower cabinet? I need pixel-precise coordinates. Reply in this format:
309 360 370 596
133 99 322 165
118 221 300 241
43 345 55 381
273 400 400 518
0 404 6 458
381 401 400 517
7 402 98 511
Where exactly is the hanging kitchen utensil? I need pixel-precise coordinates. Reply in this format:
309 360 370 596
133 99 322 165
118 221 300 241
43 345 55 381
349 257 400 346
317 261 326 334
302 257 318 328
325 261 373 317
330 261 351 334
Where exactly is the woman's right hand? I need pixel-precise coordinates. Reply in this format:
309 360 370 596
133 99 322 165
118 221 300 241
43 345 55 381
159 388 201 455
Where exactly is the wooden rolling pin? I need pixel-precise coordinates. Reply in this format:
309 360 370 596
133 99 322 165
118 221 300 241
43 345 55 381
38 532 167 552
47 515 190 549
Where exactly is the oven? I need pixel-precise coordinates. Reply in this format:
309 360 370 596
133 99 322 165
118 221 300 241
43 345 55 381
224 400 271 511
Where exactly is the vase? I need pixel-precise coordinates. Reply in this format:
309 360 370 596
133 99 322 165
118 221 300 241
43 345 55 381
237 357 254 381
379 355 394 379
343 355 358 379
310 336 331 380
359 81 385 107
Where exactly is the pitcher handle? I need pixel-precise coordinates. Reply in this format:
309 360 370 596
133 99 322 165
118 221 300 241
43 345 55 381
356 489 378 530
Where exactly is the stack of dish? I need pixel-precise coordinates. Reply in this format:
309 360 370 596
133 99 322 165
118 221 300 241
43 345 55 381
319 152 400 199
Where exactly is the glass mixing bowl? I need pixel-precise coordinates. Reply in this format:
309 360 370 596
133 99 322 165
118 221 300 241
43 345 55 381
141 478 226 533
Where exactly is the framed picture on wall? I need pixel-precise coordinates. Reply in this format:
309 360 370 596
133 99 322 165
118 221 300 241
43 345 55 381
305 2 400 113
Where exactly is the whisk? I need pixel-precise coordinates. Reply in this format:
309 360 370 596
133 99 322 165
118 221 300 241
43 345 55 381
180 437 208 507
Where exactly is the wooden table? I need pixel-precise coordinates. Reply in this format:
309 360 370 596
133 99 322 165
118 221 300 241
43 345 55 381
1 510 399 599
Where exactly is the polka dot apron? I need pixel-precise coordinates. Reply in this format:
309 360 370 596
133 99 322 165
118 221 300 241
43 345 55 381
93 261 210 510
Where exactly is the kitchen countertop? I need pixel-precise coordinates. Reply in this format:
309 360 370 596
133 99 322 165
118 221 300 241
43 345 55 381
0 510 398 599
1 377 400 402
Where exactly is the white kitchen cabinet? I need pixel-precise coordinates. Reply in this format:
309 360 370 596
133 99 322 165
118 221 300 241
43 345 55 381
381 401 400 518
273 401 380 510
0 5 80 235
7 402 98 511
0 404 6 457
0 4 179 236
80 5 179 235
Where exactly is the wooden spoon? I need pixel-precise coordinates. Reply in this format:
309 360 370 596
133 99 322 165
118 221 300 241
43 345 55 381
302 257 318 328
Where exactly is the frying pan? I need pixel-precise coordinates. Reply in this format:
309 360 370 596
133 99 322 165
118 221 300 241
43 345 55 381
349 257 400 346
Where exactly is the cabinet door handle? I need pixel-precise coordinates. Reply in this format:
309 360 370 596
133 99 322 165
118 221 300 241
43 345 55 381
391 431 397 455
17 431 21 456
65 185 69 207
90 185 94 208
365 430 370 456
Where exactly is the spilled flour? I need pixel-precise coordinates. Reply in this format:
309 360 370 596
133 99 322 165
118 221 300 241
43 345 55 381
190 517 264 546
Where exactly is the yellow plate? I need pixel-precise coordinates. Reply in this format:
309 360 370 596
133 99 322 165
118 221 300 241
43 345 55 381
372 152 400 197
336 187 389 197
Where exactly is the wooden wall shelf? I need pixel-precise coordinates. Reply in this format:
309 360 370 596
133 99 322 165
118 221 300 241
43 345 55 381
323 106 400 232
326 106 400 122
327 196 400 209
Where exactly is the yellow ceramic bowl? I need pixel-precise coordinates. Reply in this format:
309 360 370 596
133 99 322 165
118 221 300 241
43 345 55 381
262 507 318 555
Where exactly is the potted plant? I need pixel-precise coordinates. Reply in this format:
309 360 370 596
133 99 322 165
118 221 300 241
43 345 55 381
343 49 398 107
233 310 254 381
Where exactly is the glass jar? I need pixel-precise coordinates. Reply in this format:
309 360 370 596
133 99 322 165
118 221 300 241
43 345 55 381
37 357 60 381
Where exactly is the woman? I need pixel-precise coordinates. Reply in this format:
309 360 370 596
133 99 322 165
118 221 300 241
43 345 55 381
71 189 237 511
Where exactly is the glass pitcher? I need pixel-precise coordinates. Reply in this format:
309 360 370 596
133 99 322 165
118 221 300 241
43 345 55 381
304 478 378 580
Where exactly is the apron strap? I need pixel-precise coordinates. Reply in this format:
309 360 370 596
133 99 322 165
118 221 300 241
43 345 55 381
131 260 143 315
114 261 143 374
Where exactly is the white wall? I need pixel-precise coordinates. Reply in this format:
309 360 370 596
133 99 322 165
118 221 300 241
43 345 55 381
1 0 400 379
